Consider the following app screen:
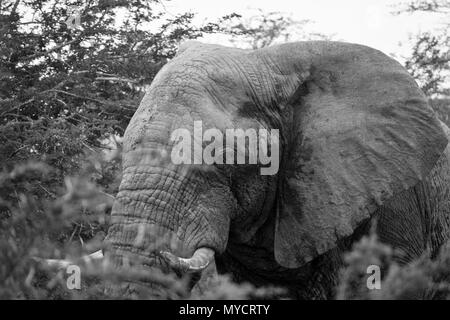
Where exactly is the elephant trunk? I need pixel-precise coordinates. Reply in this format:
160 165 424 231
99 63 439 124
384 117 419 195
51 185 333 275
103 154 229 297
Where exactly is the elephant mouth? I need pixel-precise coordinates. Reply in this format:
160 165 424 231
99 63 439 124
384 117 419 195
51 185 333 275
101 247 215 298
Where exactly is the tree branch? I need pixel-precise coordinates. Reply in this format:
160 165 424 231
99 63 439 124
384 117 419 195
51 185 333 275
20 38 79 62
95 77 138 84
48 89 136 110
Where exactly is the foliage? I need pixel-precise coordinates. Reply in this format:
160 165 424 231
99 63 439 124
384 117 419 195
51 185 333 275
337 233 450 300
405 31 449 97
395 0 449 96
0 161 283 299
223 9 332 50
3 161 450 300
0 161 108 298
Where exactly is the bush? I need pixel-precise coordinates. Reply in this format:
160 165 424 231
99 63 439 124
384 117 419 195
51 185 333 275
0 159 286 300
2 159 450 299
337 233 450 300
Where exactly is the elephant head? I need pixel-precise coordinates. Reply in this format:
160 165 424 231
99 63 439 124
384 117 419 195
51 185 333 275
103 41 448 296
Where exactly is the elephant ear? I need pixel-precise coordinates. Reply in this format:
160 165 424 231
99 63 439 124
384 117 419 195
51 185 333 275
270 43 449 268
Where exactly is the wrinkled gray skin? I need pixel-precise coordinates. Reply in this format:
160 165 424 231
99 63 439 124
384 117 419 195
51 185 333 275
105 41 450 299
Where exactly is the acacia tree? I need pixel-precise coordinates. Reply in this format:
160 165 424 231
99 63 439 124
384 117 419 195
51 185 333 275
225 9 332 50
0 0 236 204
395 0 449 96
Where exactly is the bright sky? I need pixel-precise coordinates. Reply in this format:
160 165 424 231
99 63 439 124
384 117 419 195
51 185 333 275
164 0 447 61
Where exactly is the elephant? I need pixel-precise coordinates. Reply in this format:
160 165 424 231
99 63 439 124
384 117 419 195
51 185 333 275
103 40 450 299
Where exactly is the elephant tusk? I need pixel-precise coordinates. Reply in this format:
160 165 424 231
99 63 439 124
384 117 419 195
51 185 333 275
83 249 104 261
160 247 214 273
34 250 104 269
